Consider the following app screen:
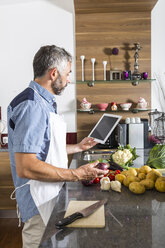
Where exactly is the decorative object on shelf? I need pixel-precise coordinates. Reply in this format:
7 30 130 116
132 42 142 86
96 103 108 111
110 70 122 80
103 61 107 81
91 58 96 81
136 97 148 109
110 102 118 111
111 47 119 70
128 70 132 80
130 117 136 123
125 117 141 124
120 102 132 111
142 72 148 80
80 55 85 81
112 47 119 55
123 71 128 80
80 98 92 111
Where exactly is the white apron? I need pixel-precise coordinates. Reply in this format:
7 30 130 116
28 111 68 225
11 88 68 226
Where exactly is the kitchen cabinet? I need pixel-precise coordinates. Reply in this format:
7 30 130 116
0 152 15 210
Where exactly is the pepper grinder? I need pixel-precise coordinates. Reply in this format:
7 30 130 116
103 61 107 81
80 55 85 81
91 58 96 81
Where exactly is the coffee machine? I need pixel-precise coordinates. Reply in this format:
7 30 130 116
97 119 150 149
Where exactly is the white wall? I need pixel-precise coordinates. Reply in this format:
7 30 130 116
151 0 165 112
0 0 76 133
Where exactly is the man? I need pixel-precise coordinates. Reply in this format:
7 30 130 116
7 45 108 248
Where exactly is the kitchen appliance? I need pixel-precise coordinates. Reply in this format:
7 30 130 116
148 109 162 134
97 119 150 149
154 113 165 144
55 199 107 229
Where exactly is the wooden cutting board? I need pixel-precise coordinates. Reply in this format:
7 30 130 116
64 200 105 228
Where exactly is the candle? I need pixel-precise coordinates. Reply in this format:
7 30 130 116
142 72 148 80
91 58 96 81
80 55 85 81
103 61 107 81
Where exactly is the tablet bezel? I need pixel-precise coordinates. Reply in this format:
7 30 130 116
88 113 122 144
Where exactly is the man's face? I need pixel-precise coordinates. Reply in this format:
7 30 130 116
51 62 71 95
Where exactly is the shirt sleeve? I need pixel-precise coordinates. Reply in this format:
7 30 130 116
12 100 48 153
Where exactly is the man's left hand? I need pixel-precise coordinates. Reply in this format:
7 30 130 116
78 137 98 151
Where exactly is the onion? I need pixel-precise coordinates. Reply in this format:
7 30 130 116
96 162 109 170
82 179 94 186
81 163 109 186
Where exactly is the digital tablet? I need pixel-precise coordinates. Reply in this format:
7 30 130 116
88 113 122 144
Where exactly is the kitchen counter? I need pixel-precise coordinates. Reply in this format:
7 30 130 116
39 149 165 248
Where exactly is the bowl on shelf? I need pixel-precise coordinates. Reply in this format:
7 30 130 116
120 103 132 111
96 103 108 111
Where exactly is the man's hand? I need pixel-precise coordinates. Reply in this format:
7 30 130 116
78 137 98 152
71 160 109 181
66 137 98 154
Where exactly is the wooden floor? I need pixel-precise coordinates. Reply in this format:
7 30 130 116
0 218 23 248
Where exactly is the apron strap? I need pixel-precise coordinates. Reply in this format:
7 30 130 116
10 182 29 227
10 182 29 200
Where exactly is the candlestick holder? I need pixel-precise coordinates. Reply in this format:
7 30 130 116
91 58 96 81
80 55 85 81
132 42 142 85
103 61 107 81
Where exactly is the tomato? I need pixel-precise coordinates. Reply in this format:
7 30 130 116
114 170 121 175
109 174 115 181
93 177 100 184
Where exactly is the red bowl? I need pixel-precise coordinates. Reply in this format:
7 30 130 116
96 103 108 111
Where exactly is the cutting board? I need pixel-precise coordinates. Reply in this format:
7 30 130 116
64 200 105 228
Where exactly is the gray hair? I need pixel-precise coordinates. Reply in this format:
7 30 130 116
33 45 72 79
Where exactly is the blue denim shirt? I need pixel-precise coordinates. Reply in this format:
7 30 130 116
7 81 57 223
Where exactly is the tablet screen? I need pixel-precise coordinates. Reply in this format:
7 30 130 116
88 113 122 144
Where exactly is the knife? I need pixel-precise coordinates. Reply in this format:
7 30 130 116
55 199 107 229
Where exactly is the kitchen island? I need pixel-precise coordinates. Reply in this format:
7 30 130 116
39 149 165 248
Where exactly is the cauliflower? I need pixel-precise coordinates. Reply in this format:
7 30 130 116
112 149 132 165
111 144 138 169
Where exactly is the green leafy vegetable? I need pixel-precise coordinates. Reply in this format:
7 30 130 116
146 144 165 169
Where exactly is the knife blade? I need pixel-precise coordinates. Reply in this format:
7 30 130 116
55 199 107 229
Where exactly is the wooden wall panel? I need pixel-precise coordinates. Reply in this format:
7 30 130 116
74 0 158 14
76 82 151 142
77 82 151 107
74 1 155 142
76 12 151 81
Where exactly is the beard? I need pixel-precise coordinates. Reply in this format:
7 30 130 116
51 75 67 95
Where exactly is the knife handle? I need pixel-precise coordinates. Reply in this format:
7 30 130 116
55 212 83 229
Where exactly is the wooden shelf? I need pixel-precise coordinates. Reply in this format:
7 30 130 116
76 79 156 86
77 108 154 114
